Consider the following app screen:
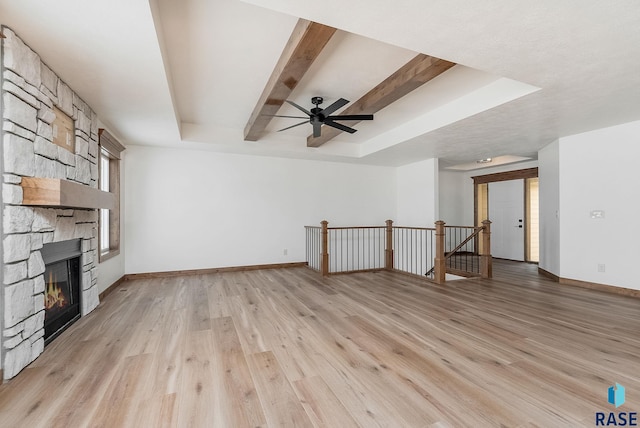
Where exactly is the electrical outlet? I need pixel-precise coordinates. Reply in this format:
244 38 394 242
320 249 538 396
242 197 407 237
283 249 288 256
598 264 606 273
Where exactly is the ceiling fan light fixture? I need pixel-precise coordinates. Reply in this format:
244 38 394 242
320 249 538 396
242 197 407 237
275 97 374 138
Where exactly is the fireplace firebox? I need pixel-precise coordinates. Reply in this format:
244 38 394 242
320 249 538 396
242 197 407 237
41 239 82 345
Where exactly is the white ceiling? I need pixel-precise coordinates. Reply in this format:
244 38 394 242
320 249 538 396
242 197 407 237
1 0 640 167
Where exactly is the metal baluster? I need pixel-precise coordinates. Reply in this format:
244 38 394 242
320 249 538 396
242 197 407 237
309 228 312 269
329 230 338 272
410 228 414 274
376 228 379 268
360 228 362 270
349 229 352 272
405 228 408 273
366 228 369 269
420 230 424 276
394 228 398 270
357 228 360 271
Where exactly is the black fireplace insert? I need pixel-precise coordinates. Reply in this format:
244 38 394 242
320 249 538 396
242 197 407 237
41 239 82 345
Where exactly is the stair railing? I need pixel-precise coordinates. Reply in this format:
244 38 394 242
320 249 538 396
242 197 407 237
305 219 491 283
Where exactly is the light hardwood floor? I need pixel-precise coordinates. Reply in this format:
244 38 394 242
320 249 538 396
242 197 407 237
0 261 638 427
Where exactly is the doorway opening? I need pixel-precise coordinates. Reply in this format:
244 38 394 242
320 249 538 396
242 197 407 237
474 168 539 263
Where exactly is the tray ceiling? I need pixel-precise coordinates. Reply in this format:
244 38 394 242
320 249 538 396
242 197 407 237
1 0 639 166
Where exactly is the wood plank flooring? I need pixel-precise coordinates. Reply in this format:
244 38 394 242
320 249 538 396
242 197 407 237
0 261 639 427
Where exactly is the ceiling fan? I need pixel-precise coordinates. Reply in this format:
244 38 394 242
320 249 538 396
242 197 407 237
269 97 374 138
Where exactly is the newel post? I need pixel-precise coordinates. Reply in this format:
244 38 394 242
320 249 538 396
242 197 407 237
434 220 446 284
481 220 492 279
321 220 329 276
385 219 394 271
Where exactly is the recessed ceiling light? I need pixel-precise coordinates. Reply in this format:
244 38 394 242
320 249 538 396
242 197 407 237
445 155 533 171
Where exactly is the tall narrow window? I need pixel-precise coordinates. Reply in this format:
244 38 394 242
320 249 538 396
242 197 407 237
476 183 488 254
100 151 110 253
98 129 125 262
526 177 540 262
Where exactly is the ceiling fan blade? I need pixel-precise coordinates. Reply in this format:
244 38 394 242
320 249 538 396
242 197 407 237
320 98 349 116
261 114 309 119
285 100 313 116
324 120 357 134
277 120 309 132
326 114 374 121
312 120 322 138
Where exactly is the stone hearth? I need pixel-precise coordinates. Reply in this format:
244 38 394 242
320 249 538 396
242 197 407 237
2 28 102 380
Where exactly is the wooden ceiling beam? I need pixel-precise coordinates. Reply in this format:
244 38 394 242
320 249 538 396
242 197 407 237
307 54 456 147
243 19 337 141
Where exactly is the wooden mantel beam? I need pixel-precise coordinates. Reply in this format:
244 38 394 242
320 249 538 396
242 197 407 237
243 19 337 141
307 54 456 147
21 178 116 210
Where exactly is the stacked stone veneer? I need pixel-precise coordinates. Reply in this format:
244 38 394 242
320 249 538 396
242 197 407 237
2 28 101 380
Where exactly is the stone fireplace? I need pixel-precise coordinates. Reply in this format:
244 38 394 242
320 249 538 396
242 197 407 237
2 28 106 379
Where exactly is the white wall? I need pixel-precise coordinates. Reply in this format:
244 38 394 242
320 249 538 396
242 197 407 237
557 120 640 290
538 141 560 276
0 90 4 369
97 150 126 293
438 160 539 227
124 145 396 274
438 170 467 225
121 118 640 293
396 158 438 226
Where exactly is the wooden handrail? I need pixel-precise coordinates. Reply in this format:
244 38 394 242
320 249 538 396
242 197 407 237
306 225 437 231
444 225 482 230
444 228 483 261
392 226 437 231
327 226 386 230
